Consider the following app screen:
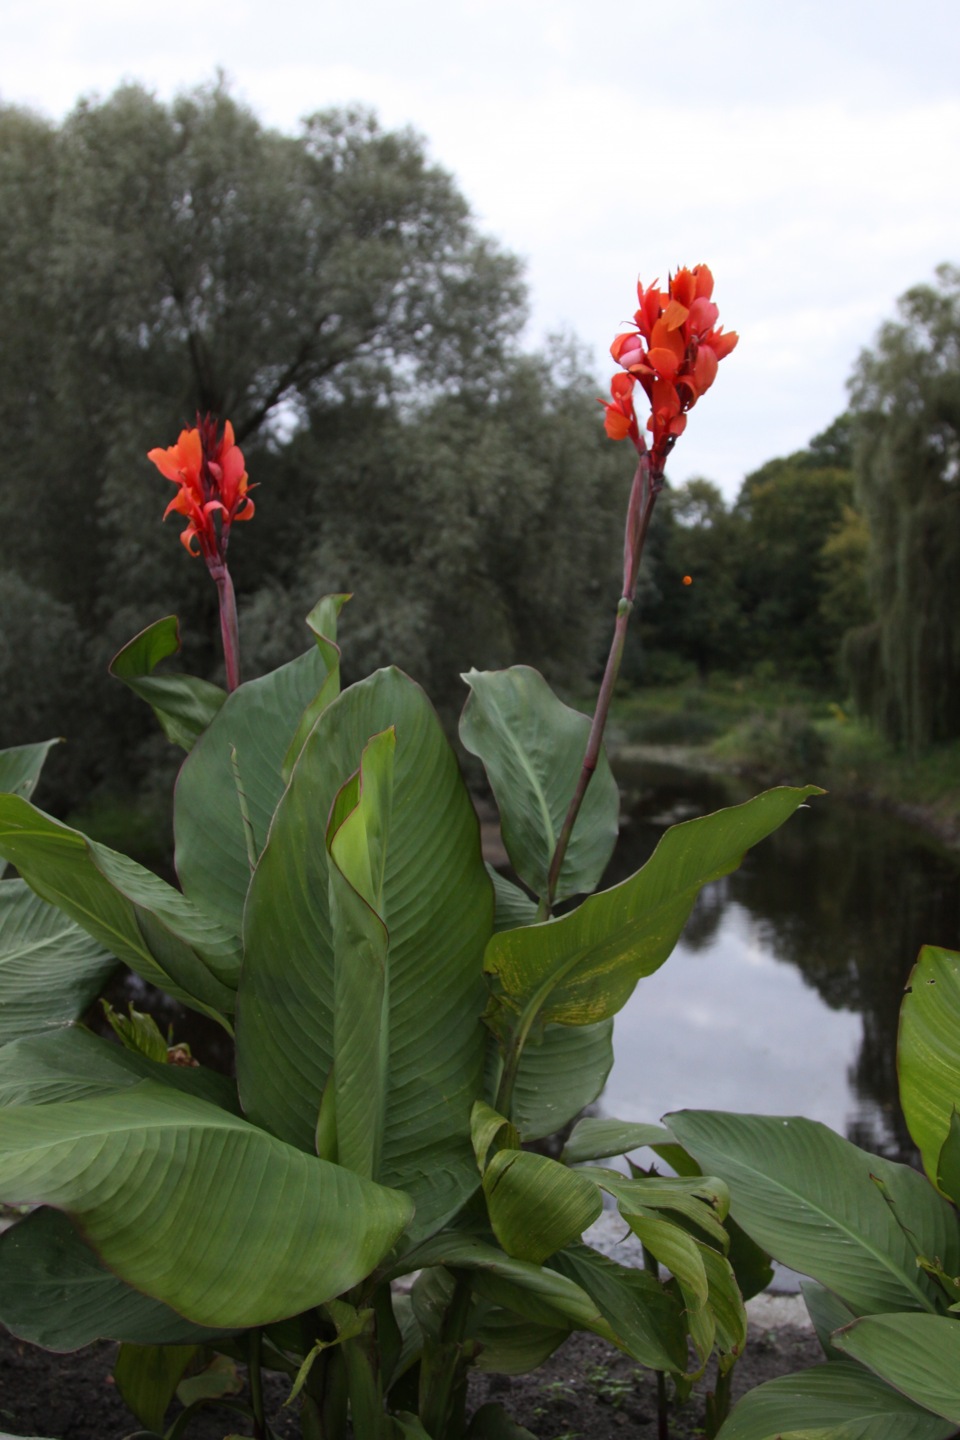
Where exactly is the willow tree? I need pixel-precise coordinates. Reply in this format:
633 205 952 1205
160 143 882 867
845 265 960 748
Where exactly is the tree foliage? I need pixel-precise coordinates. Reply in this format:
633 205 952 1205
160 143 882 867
845 265 960 747
0 82 629 811
632 428 864 687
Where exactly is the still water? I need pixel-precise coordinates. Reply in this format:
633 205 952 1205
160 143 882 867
599 760 960 1159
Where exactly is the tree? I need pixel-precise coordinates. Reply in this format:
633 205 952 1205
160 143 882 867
733 448 857 684
845 265 960 747
0 81 525 623
236 337 630 721
0 81 535 803
630 479 746 679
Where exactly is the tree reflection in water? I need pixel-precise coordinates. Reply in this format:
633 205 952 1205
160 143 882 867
604 762 960 1161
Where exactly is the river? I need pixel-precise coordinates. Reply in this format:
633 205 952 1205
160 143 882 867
599 758 960 1159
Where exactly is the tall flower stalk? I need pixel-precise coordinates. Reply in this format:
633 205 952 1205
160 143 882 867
543 265 738 916
148 415 255 692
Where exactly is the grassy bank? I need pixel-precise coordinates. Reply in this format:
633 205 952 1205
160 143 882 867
608 675 960 851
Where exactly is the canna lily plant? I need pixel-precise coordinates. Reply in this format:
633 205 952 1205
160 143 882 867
0 271 815 1440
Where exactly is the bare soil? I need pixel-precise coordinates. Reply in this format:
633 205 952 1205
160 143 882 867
1 1319 823 1439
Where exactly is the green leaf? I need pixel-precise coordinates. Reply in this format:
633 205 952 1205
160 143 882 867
0 880 117 1045
282 594 349 780
833 1313 960 1423
937 1110 960 1207
238 668 492 1238
470 1308 569 1376
487 868 537 933
401 1234 619 1341
109 616 226 751
716 1361 957 1440
562 1117 681 1165
114 1342 199 1431
0 1207 233 1349
726 1218 774 1305
899 945 960 1191
460 666 619 902
485 786 819 1032
0 739 59 878
101 999 169 1062
802 1280 860 1361
509 1020 613 1143
173 596 347 935
597 1169 731 1247
0 798 240 1023
0 1082 413 1328
471 1100 520 1170
0 1025 239 1112
325 728 395 1180
698 1243 748 1362
466 1402 538 1439
482 1149 602 1264
176 1353 243 1407
547 1242 688 1372
669 1110 959 1315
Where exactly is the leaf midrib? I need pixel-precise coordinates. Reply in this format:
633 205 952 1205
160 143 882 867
684 1127 938 1314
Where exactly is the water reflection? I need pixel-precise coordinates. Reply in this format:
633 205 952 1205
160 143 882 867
602 761 960 1160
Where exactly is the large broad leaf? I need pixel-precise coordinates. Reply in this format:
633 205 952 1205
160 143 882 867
0 880 117 1045
562 1117 682 1165
508 1019 613 1142
399 1234 621 1341
0 1082 412 1327
547 1243 688 1373
669 1111 959 1315
802 1280 860 1362
717 1361 956 1440
173 594 347 935
0 1207 231 1350
899 945 960 1191
0 739 59 878
114 1342 199 1431
0 1025 239 1112
484 786 819 1036
481 1149 602 1264
238 668 492 1237
488 869 537 932
460 666 619 903
833 1313 960 1424
0 798 239 1022
410 1265 568 1376
325 728 395 1179
109 615 226 751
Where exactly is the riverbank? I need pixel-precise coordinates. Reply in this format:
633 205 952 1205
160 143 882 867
608 681 960 856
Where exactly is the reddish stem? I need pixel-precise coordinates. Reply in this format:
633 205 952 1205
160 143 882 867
212 565 241 692
541 454 658 916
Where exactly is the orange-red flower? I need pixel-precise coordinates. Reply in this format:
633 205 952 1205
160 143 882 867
148 416 254 569
600 372 641 446
605 264 737 479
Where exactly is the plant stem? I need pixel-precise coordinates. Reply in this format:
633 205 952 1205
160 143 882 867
248 1328 266 1439
212 564 241 692
541 454 658 918
419 1268 474 1439
642 1241 670 1440
705 1364 734 1439
657 1368 670 1440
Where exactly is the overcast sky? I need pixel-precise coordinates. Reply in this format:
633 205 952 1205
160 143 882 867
4 0 959 497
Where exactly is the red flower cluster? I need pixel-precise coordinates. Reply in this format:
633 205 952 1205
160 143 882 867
601 265 737 479
148 416 254 569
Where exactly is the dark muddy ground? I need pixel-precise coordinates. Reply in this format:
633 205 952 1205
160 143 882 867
1 1317 822 1439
